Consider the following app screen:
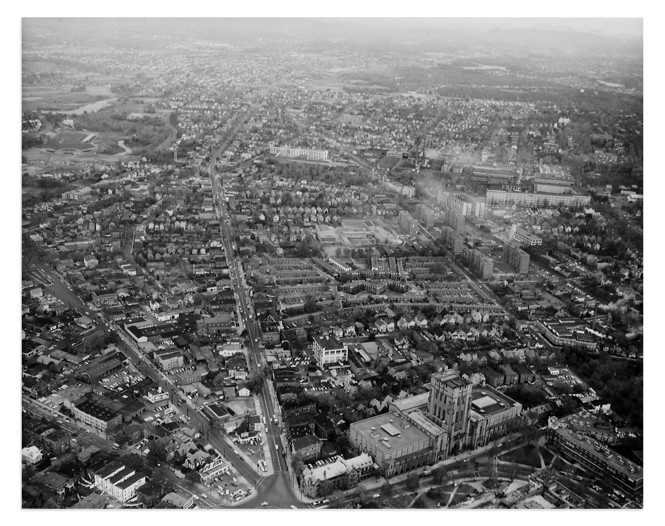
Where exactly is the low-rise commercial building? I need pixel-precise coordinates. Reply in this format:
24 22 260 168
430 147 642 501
312 335 348 367
300 453 374 498
70 399 122 436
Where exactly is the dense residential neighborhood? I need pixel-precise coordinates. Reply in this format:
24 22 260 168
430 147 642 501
21 17 644 510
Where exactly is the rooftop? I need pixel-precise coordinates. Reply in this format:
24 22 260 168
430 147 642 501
314 335 345 351
550 423 643 480
351 411 431 452
469 385 520 417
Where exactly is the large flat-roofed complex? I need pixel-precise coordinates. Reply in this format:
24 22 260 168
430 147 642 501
534 164 574 188
472 163 517 184
548 417 643 499
349 411 439 477
486 190 591 208
269 145 329 161
536 317 598 351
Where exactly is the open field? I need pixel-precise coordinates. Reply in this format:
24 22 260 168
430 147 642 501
22 85 113 113
42 130 94 151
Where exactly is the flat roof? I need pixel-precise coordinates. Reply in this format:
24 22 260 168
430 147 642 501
390 392 430 413
470 385 520 416
551 425 643 480
408 410 444 437
352 412 431 452
314 335 344 351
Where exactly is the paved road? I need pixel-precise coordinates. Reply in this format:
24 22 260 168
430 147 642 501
203 91 302 507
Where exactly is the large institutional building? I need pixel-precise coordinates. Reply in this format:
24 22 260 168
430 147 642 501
349 370 522 477
269 146 329 162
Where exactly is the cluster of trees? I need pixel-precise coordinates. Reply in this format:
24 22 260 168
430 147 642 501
563 346 643 428
505 383 548 408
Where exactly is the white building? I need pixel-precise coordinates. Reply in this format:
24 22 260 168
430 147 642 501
22 446 43 465
312 335 348 366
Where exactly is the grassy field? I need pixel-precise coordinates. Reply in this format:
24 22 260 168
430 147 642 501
449 483 478 507
43 130 92 151
22 86 111 112
499 443 543 468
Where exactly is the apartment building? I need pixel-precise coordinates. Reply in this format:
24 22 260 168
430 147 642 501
486 190 591 208
93 461 147 503
462 247 494 280
399 211 419 235
269 146 329 162
536 318 598 351
504 242 530 274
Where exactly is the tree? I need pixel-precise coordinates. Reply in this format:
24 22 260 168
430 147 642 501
185 470 200 484
119 453 144 470
381 480 393 498
303 297 318 314
432 466 447 485
246 372 265 394
335 434 352 457
318 480 335 497
406 473 420 492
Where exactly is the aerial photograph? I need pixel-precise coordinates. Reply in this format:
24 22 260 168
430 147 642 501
19 13 646 512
